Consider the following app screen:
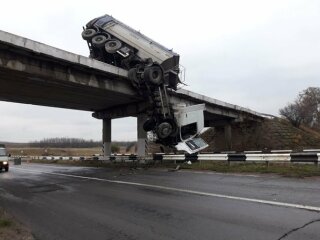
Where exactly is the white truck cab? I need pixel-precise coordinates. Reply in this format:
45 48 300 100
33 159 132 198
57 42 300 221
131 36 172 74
0 144 9 172
174 104 208 154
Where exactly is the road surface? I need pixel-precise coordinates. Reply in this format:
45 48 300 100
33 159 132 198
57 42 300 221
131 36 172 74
1 163 320 240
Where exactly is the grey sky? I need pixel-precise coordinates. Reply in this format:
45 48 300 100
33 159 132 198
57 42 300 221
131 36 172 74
0 0 319 142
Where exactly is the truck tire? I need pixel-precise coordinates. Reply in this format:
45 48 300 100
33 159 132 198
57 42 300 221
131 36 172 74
105 39 122 53
5 166 8 172
157 122 173 139
82 29 96 40
92 34 110 48
144 65 163 85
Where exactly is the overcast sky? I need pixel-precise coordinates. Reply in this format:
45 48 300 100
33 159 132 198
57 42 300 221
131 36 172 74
0 0 319 142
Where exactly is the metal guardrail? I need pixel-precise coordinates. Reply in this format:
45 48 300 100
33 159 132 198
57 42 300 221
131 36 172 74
157 153 320 163
12 151 320 164
12 154 144 163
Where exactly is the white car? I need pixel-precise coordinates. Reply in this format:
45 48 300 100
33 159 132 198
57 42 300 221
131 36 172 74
0 144 9 172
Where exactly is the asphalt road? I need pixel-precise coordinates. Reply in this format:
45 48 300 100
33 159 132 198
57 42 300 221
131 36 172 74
1 163 320 240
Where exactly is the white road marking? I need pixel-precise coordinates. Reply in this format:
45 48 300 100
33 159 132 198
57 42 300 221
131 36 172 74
13 167 320 212
180 170 263 178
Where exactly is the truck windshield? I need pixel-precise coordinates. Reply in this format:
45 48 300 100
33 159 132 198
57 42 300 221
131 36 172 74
180 122 198 141
0 148 6 156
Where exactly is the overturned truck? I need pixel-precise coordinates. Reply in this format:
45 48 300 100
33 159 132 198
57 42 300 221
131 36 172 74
82 14 208 153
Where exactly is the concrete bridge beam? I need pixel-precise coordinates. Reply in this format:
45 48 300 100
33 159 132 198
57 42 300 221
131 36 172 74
137 114 147 157
224 124 232 151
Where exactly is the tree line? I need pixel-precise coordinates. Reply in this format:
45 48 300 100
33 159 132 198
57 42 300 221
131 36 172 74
29 137 136 149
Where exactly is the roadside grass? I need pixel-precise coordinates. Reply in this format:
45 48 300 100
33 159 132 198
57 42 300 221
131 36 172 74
0 208 34 240
28 159 320 178
0 219 12 228
0 209 12 229
180 161 320 178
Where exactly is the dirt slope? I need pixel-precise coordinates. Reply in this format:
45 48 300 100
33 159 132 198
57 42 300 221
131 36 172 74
203 118 320 152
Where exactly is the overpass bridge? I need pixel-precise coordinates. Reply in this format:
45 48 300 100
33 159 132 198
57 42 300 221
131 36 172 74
0 30 263 156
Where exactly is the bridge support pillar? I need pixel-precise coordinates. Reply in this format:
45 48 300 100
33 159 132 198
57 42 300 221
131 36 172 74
137 114 147 157
224 124 232 151
102 118 111 156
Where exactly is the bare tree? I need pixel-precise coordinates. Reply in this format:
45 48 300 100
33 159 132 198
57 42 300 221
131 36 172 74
279 101 303 127
279 87 320 129
29 138 137 149
298 87 320 129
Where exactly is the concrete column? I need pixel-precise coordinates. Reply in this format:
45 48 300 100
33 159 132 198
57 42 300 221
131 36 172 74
224 124 232 151
137 114 148 157
102 118 111 156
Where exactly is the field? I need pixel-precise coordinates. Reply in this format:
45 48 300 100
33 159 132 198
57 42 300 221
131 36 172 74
8 147 103 156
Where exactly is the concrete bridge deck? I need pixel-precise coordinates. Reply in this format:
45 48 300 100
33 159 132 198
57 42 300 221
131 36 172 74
0 30 139 111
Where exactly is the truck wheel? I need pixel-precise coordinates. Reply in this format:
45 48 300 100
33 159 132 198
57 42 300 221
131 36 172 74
92 34 109 48
5 166 8 172
105 39 122 53
144 65 163 85
82 29 96 40
157 122 173 139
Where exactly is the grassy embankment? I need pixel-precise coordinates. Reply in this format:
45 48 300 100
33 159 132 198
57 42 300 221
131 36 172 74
181 161 320 178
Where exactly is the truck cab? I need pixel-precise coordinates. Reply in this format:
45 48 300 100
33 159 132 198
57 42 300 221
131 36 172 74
0 144 9 172
174 104 208 154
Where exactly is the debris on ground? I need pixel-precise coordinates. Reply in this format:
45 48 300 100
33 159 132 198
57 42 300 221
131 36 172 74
168 165 180 172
